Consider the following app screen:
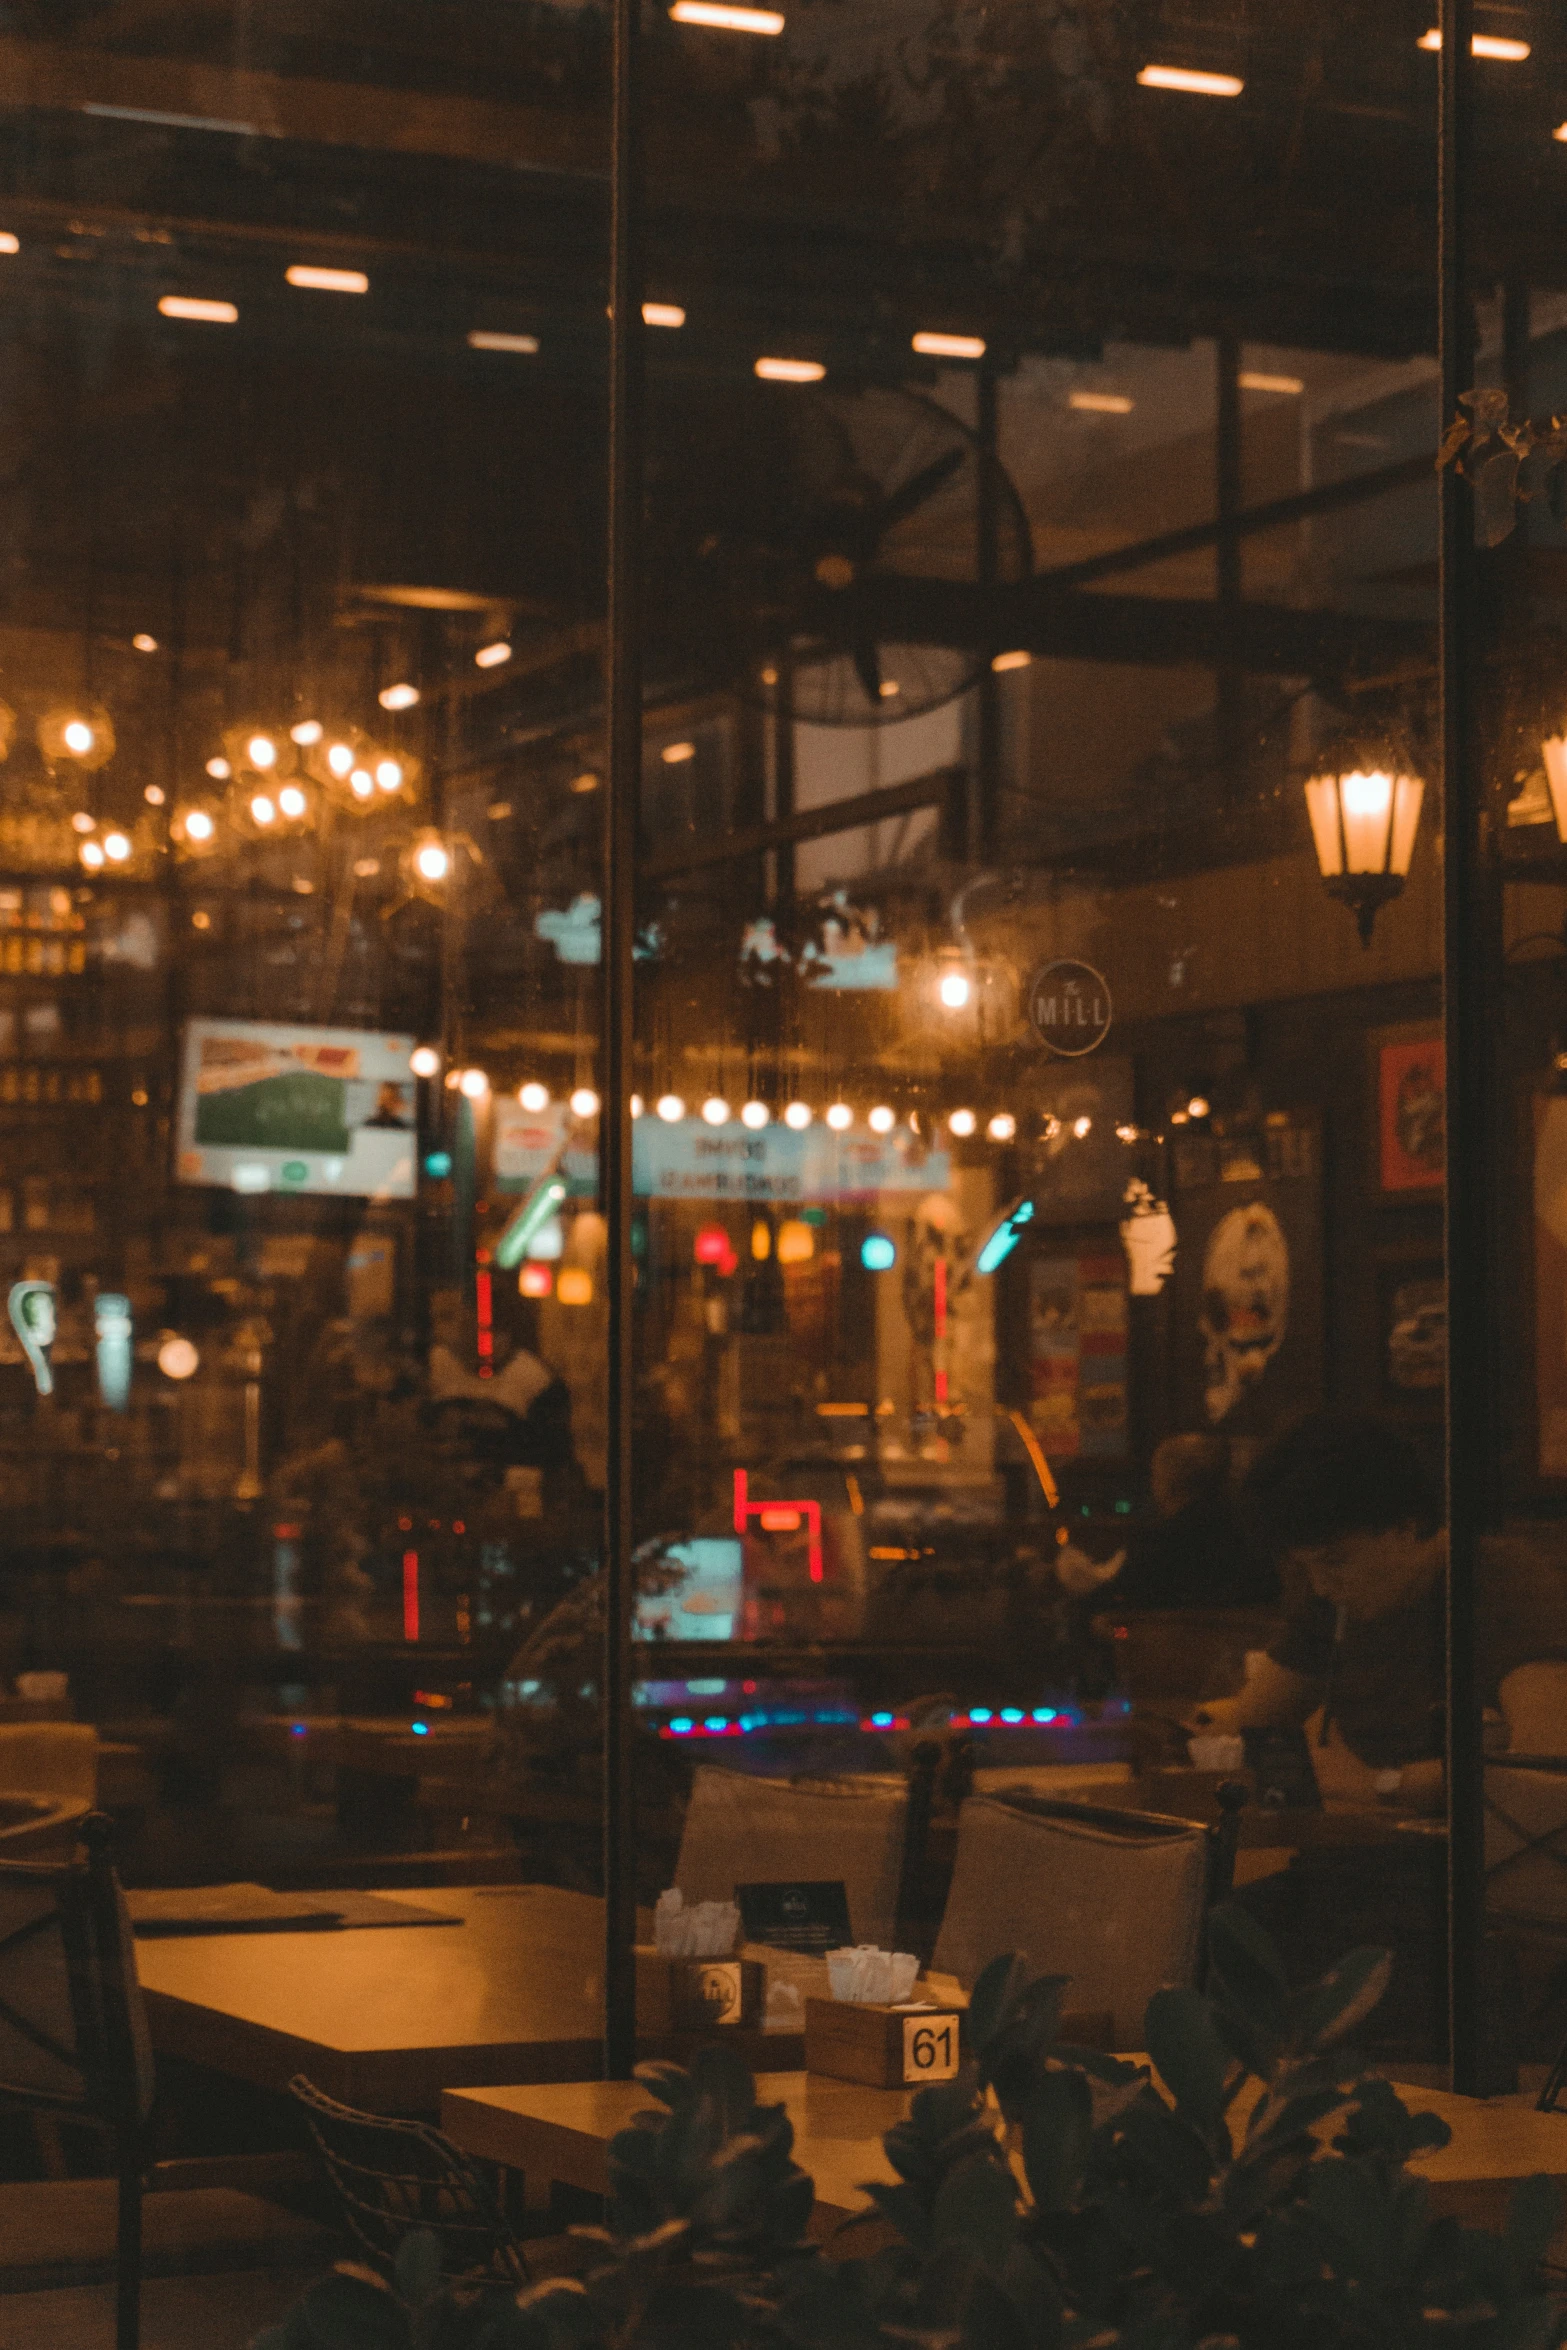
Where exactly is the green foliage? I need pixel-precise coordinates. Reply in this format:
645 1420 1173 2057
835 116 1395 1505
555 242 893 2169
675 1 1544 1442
257 1907 1567 2350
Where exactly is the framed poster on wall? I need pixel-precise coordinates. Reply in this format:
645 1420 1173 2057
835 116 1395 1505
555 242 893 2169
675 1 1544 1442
1170 1114 1324 1442
1374 1245 1446 1417
1368 1023 1445 1200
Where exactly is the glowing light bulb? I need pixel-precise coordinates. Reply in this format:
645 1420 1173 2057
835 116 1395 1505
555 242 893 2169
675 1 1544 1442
783 1101 812 1130
206 757 231 780
825 1102 853 1131
459 1067 488 1099
987 1112 1017 1141
868 1105 895 1134
291 719 323 746
78 839 105 869
144 785 165 806
740 1100 769 1129
701 1096 730 1125
71 811 94 834
938 969 971 1010
379 682 419 711
1072 1114 1093 1138
409 1045 440 1078
350 769 375 800
63 720 94 756
949 1108 977 1137
414 841 449 882
327 741 354 778
157 1336 199 1380
247 734 277 769
519 1082 550 1112
570 1087 600 1117
278 785 306 819
250 794 277 826
184 809 215 842
475 641 512 668
374 759 403 793
1186 1095 1210 1120
132 632 158 653
102 831 131 862
656 1093 686 1122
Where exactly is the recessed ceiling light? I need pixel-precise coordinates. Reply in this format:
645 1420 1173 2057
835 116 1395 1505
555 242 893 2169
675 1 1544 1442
1417 28 1529 56
286 264 369 293
159 295 237 323
912 331 986 360
1238 370 1304 394
992 649 1032 673
756 356 825 383
1137 63 1244 95
1069 390 1134 414
670 1 784 29
467 330 539 354
643 302 686 328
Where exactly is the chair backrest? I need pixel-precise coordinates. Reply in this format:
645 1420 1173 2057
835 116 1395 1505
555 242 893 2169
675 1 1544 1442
0 1814 154 2142
0 1724 99 1805
1485 1756 1567 1928
931 1792 1211 2045
1498 1664 1567 1758
290 2074 526 2285
675 1765 908 1948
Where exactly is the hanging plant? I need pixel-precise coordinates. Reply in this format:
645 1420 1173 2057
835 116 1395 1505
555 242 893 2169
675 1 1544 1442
1438 387 1567 546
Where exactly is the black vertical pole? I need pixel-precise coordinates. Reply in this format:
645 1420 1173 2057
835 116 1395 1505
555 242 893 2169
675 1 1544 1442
603 0 643 2082
1439 0 1485 2098
975 360 1000 863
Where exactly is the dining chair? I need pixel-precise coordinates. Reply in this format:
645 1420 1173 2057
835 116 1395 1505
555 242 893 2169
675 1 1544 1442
930 1787 1242 2046
0 1811 154 2350
1481 1752 1567 2109
674 1763 909 1948
289 2074 529 2285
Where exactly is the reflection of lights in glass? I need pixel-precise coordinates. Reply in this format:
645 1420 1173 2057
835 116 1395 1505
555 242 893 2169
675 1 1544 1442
475 640 512 668
912 330 985 359
1186 1095 1211 1120
375 759 404 793
656 1094 686 1122
144 785 165 805
661 741 696 764
825 1102 853 1131
78 839 105 870
643 303 686 328
756 356 825 382
1417 27 1529 57
777 1219 814 1264
158 1335 200 1380
783 1101 812 1130
64 720 94 755
751 1219 772 1260
1115 1122 1139 1143
671 0 784 28
740 1100 769 1129
527 1218 565 1262
278 785 307 819
519 1082 550 1112
183 809 215 842
1069 389 1134 414
350 769 375 801
102 831 131 863
206 757 231 780
557 1268 593 1305
987 1112 1016 1141
1073 1114 1093 1138
249 794 277 826
409 1045 440 1078
861 1232 897 1271
413 840 449 882
570 1087 599 1117
291 719 323 745
701 1096 730 1125
1136 62 1243 94
467 330 539 354
992 649 1032 673
379 682 419 711
71 811 95 834
159 295 237 323
246 733 277 769
327 740 355 778
459 1067 488 1099
868 1105 895 1133
519 1263 553 1298
949 1108 977 1137
286 263 369 292
630 1094 644 1118
132 632 158 653
570 771 599 794
938 969 971 1010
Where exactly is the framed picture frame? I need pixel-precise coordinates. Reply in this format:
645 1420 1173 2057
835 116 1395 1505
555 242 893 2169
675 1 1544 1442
1368 1022 1445 1200
1373 1246 1446 1416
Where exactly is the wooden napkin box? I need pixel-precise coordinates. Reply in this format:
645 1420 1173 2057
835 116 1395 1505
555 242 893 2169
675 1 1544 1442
635 1946 765 2034
804 1995 964 2088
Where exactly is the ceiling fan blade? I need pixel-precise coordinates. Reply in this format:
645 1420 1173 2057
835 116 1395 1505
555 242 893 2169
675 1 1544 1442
851 633 883 705
874 445 967 534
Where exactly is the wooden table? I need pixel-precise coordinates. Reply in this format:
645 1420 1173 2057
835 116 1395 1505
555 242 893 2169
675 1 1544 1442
135 1886 803 2112
441 2065 1567 2238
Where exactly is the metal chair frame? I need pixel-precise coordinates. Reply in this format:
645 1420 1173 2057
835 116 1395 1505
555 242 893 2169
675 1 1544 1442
1481 1755 1567 2111
289 2073 529 2287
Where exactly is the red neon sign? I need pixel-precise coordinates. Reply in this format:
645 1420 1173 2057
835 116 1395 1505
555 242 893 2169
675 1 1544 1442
733 1468 822 1582
402 1550 420 1641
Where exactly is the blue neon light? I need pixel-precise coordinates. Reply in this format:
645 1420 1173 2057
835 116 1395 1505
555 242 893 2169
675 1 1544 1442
411 1721 429 1735
976 1197 1034 1275
290 1723 307 1738
670 1717 693 1733
1001 1708 1024 1723
860 1232 897 1272
871 1711 894 1727
970 1708 992 1724
1033 1708 1056 1723
705 1716 728 1731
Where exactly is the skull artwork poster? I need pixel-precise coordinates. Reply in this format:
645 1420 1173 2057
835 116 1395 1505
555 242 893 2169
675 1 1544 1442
1198 1202 1290 1425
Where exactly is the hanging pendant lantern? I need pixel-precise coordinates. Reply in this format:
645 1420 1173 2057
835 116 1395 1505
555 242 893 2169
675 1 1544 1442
1303 761 1425 946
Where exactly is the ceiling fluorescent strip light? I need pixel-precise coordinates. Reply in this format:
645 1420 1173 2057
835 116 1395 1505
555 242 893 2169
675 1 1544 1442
756 356 824 382
158 295 238 323
643 303 686 327
670 1 785 29
468 330 539 353
286 265 369 293
1137 64 1244 95
1417 28 1529 55
913 331 987 359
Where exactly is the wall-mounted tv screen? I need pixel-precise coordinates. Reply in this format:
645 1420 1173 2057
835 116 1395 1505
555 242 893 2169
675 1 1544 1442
176 1019 417 1200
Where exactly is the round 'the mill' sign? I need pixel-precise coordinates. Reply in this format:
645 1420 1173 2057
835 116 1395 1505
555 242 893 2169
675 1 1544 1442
1028 959 1113 1058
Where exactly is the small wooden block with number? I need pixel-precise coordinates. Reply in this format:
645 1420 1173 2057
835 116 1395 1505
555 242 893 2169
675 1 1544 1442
804 1996 964 2088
